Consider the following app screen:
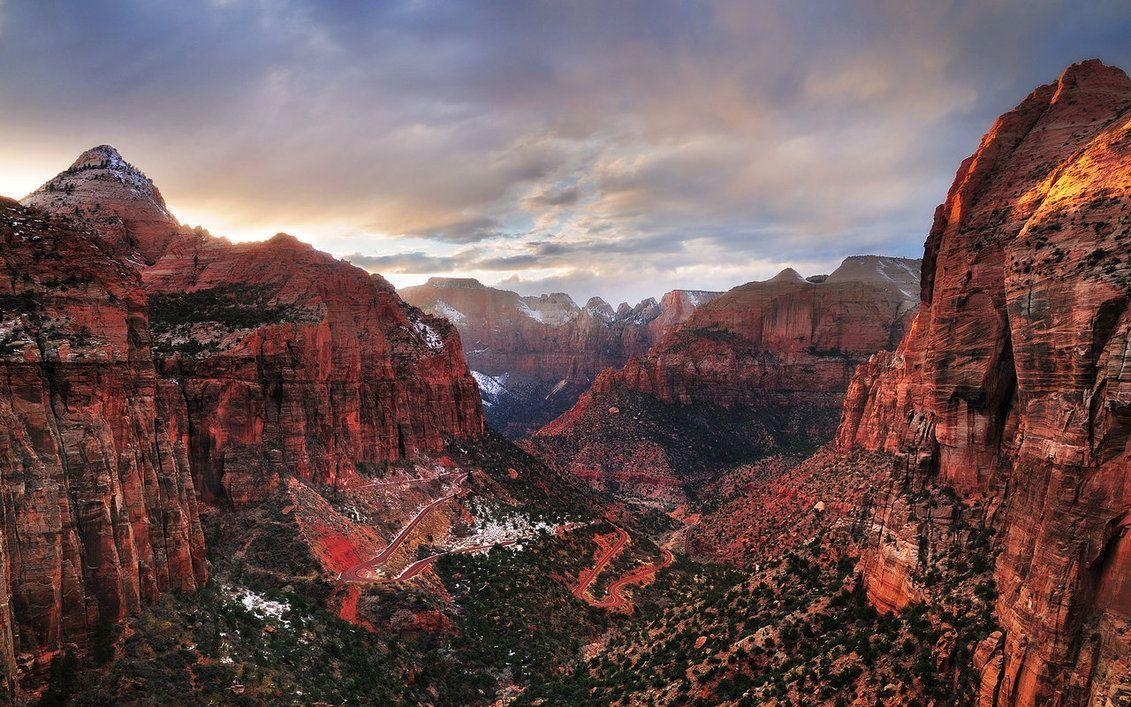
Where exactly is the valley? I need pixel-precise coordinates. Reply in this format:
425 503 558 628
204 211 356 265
0 57 1127 707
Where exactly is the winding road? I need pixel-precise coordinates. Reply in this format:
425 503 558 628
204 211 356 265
384 541 518 582
339 474 467 583
588 548 675 609
574 527 675 610
573 528 630 600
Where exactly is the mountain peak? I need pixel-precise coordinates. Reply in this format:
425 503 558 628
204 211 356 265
69 144 129 171
425 277 485 289
21 144 178 263
769 267 805 283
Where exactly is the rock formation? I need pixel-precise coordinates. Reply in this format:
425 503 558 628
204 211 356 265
143 232 484 506
17 148 485 509
22 145 181 263
527 255 919 501
837 60 1130 705
401 277 719 436
0 198 206 692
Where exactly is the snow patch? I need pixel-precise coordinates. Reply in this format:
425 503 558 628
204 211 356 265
224 584 291 626
430 300 467 326
410 317 445 352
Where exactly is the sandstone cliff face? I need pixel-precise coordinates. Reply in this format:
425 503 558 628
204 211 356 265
837 60 1131 705
0 198 206 691
602 256 919 407
19 148 486 509
401 277 719 436
22 146 180 263
143 233 484 506
527 256 919 501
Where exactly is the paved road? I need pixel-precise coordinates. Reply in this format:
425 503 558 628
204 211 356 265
573 528 630 599
589 548 675 609
386 541 517 582
339 474 467 583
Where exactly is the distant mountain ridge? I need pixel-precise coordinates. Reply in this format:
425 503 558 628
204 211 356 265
525 254 921 502
401 277 722 436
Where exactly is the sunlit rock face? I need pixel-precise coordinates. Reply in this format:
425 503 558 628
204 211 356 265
526 255 919 502
401 277 720 437
837 60 1131 706
0 198 206 693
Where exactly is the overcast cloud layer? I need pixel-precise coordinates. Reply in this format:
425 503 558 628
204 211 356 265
1 1 1129 303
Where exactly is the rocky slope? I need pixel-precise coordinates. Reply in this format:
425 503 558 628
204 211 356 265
143 233 484 506
836 60 1130 705
0 198 206 693
0 146 487 694
401 277 719 436
22 145 181 263
526 255 919 502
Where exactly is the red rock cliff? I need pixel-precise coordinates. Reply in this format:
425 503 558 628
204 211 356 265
0 198 206 693
143 233 484 506
837 60 1131 705
527 256 918 501
401 277 719 436
20 148 486 509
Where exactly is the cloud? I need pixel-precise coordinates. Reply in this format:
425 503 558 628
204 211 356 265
344 251 459 273
1 1 1129 303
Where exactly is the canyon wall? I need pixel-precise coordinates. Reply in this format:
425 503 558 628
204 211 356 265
144 233 484 506
527 256 919 501
0 198 206 691
401 277 719 436
18 147 484 508
0 145 487 693
838 60 1130 705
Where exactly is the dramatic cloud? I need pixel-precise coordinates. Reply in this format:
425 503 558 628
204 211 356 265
1 0 1128 302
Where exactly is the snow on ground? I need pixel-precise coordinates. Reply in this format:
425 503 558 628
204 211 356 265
430 300 467 326
410 317 445 352
452 501 561 552
223 584 292 626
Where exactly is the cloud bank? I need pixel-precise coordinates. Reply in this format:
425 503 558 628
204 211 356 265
1 0 1128 302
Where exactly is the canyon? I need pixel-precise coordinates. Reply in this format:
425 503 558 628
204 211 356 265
525 255 920 502
0 59 1126 706
402 277 720 437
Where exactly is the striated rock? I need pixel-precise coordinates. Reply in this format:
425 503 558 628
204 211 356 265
18 146 486 509
144 233 484 506
837 60 1131 705
0 198 206 692
22 145 180 263
528 256 919 499
400 277 720 436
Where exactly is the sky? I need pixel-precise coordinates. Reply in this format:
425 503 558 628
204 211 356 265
1 1 1129 304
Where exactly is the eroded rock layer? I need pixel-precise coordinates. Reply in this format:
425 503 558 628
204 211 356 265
837 60 1131 705
401 277 719 436
143 232 484 506
528 256 919 500
0 198 206 691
